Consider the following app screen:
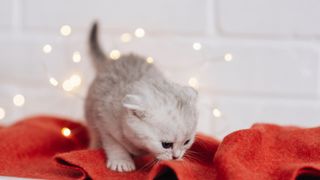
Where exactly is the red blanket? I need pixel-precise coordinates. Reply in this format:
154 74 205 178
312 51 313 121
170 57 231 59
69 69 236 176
0 116 319 180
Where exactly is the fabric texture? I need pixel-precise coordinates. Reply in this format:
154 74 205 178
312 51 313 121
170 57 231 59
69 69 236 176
0 116 319 180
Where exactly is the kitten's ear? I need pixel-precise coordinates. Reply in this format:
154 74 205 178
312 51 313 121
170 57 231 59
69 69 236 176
122 94 144 111
184 86 198 102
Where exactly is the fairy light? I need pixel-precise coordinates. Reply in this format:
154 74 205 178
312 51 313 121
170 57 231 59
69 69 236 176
60 25 72 36
13 94 25 107
146 57 154 64
72 51 81 63
61 127 71 137
193 42 202 51
42 44 52 54
0 107 5 120
109 50 121 60
62 80 73 92
69 74 82 87
224 53 233 62
120 33 132 43
134 28 145 38
49 77 59 86
188 77 199 89
212 108 222 118
62 74 82 92
34 25 234 126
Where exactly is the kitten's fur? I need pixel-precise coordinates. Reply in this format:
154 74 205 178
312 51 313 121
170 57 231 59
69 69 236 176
85 22 199 172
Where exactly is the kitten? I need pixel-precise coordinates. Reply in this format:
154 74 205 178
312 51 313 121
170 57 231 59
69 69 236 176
85 22 199 172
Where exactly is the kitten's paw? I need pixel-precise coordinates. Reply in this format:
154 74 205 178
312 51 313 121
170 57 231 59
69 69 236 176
107 158 136 172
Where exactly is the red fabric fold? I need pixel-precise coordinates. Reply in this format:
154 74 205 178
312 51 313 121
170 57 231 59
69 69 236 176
213 124 320 180
54 133 218 180
0 116 319 180
0 115 89 179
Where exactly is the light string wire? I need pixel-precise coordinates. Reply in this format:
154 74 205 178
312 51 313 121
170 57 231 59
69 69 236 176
1 25 233 137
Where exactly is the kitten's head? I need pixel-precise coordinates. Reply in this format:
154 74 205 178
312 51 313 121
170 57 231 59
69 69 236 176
122 79 198 160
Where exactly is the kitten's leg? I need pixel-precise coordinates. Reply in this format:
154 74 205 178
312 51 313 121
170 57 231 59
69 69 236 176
89 128 101 148
102 133 135 172
87 124 101 148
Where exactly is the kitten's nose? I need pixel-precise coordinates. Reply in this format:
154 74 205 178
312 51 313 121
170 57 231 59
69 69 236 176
173 150 182 160
172 155 179 160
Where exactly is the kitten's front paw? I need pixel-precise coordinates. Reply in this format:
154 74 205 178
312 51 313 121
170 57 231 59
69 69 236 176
107 158 136 172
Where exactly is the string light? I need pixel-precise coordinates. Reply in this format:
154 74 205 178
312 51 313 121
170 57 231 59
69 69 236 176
62 74 82 92
34 26 235 130
72 51 81 63
146 57 154 64
224 53 233 62
134 28 145 38
188 77 199 89
49 77 59 86
120 33 132 43
62 80 73 92
193 43 202 51
60 25 72 36
212 108 222 118
13 94 25 107
61 127 71 137
109 50 121 60
42 44 52 54
0 107 5 120
69 74 82 87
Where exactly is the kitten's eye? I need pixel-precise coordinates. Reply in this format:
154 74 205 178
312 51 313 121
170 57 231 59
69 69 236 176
161 142 173 149
184 139 190 145
132 110 145 119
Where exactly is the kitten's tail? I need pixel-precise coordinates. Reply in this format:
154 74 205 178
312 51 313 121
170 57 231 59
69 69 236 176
89 22 108 71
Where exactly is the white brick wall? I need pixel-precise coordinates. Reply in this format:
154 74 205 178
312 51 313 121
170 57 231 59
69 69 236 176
0 0 320 139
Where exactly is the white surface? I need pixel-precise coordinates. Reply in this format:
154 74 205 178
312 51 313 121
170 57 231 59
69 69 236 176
0 177 38 180
0 0 12 28
0 0 319 140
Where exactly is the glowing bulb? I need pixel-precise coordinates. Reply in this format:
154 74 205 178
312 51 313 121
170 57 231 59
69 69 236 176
120 33 132 43
62 74 82 92
146 57 154 64
49 77 58 86
13 94 25 107
62 80 73 92
0 107 5 120
193 43 202 51
60 25 72 36
212 108 222 118
188 77 199 89
70 74 82 87
134 28 145 38
72 51 81 63
109 50 121 60
224 53 233 62
61 127 71 137
42 44 52 54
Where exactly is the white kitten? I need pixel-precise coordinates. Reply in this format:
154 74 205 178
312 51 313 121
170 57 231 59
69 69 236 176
85 22 199 172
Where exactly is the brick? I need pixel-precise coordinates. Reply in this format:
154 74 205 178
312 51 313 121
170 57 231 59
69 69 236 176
200 95 320 138
0 39 68 85
217 0 320 37
22 0 207 35
198 43 318 97
0 86 84 125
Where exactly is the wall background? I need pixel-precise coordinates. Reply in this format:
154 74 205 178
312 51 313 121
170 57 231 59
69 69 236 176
1 0 320 139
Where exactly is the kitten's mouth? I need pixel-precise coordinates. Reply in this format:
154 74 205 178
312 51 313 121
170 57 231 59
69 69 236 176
156 155 182 161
